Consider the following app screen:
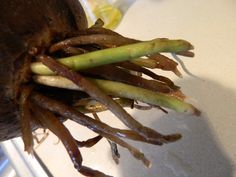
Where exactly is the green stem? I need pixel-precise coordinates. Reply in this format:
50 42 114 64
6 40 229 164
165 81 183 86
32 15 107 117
31 38 193 75
34 76 200 115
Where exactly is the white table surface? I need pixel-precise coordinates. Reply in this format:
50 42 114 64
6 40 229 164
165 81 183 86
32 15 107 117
35 0 236 176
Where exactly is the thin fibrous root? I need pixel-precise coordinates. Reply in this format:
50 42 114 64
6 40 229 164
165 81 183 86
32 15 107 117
93 113 120 164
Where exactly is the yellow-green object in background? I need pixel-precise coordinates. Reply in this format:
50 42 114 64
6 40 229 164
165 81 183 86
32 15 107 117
79 0 122 29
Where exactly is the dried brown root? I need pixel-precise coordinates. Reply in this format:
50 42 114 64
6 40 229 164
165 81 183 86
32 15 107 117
49 23 137 53
30 92 182 168
176 51 194 57
19 85 34 154
31 101 110 176
116 62 185 100
31 93 180 145
32 103 83 170
149 53 182 77
79 166 112 177
83 65 172 93
76 135 102 148
116 62 179 90
30 92 150 167
62 46 87 55
49 34 137 53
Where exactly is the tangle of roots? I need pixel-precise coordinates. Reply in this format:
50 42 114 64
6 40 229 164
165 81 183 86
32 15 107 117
20 24 197 176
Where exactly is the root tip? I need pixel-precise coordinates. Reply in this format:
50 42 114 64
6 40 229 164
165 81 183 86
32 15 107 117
164 133 182 143
173 68 183 78
190 44 194 50
193 107 201 116
25 146 34 155
185 105 201 116
144 159 152 168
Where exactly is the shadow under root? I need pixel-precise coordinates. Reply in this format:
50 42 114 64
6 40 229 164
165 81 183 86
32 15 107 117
117 77 235 177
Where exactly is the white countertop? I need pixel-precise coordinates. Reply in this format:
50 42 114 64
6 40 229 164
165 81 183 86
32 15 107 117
35 0 236 176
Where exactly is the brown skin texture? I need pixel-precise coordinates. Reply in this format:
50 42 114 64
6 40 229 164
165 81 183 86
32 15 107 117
0 0 88 141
